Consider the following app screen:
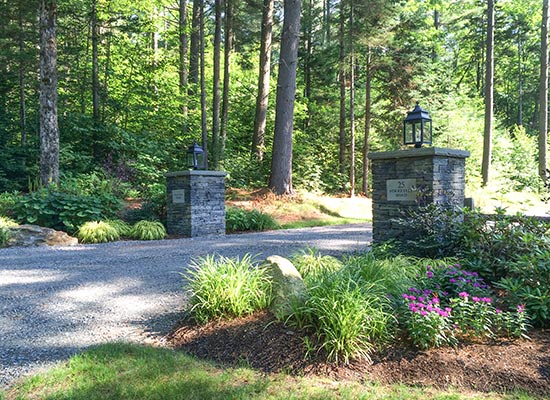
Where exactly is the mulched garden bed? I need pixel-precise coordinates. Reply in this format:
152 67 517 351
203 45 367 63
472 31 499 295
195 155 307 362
166 310 550 396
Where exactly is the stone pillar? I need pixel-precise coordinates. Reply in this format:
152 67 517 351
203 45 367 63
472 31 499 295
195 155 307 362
165 170 227 237
368 147 469 243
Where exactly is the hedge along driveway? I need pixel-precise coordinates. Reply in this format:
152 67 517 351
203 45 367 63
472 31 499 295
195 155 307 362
0 223 372 388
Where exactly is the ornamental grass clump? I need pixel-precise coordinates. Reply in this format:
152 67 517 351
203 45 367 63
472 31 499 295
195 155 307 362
77 221 120 244
130 220 166 240
104 219 132 238
291 247 342 282
288 269 395 365
187 254 272 324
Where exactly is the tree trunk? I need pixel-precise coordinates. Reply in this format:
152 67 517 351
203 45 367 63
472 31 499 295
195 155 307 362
481 0 494 187
540 0 549 182
102 24 111 122
348 0 355 198
211 0 222 169
518 27 523 126
199 0 208 167
91 0 100 121
362 48 372 196
39 0 59 186
338 1 346 178
220 0 233 163
189 0 200 86
179 0 189 123
252 0 274 161
18 3 27 147
269 0 301 195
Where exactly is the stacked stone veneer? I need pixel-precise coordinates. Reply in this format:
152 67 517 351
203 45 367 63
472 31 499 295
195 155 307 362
368 147 469 243
165 170 226 237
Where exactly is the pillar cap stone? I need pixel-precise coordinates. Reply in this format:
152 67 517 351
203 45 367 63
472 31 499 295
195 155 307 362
165 170 227 177
368 147 470 160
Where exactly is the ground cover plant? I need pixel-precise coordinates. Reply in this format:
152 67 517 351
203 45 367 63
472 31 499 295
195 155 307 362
225 206 280 233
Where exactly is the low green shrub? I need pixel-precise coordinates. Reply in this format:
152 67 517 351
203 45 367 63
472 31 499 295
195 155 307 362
0 192 19 217
104 219 133 237
187 254 272 324
77 221 120 244
130 220 166 240
10 188 122 234
225 207 279 233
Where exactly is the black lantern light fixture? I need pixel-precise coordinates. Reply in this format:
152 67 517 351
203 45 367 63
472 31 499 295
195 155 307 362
403 101 432 148
186 141 205 170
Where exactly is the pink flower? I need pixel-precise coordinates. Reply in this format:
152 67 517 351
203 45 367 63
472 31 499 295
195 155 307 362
517 304 525 313
495 309 502 314
472 296 480 302
481 297 492 303
426 271 434 278
458 292 469 298
420 310 428 316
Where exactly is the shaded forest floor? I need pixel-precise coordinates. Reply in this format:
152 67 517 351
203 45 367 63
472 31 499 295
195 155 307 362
167 311 550 397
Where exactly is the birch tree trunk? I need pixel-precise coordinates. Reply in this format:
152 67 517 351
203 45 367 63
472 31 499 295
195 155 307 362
269 0 301 195
252 0 274 161
39 0 59 186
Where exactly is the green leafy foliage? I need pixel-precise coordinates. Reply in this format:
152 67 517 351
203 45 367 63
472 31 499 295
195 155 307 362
130 220 166 241
186 254 272 324
77 221 120 244
10 188 122 234
225 207 279 233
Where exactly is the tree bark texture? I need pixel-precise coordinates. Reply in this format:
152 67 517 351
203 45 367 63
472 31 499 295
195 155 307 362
481 0 494 187
269 0 301 195
362 49 372 195
39 0 59 186
211 0 222 169
18 2 27 146
539 0 549 182
338 2 346 177
91 0 100 121
252 0 274 161
220 0 234 163
189 0 200 86
199 0 208 167
348 0 355 198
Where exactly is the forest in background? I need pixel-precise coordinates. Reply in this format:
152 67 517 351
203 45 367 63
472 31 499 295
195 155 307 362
0 0 549 201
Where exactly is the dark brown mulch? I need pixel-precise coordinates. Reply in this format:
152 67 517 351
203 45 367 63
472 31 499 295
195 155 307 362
165 310 550 396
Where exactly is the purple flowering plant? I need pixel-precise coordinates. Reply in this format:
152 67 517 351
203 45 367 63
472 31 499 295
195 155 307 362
400 263 530 348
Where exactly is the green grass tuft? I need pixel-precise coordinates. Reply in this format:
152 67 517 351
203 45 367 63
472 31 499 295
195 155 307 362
187 254 272 324
130 220 166 240
291 247 343 282
104 219 133 237
77 221 120 244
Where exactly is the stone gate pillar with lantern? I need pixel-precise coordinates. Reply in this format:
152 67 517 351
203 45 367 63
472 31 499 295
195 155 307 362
368 102 470 243
165 142 227 237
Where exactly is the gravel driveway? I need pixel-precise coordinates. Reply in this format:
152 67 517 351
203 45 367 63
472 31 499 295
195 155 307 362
0 223 371 388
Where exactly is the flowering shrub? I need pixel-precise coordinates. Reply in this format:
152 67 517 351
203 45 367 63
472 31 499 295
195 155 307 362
401 263 531 349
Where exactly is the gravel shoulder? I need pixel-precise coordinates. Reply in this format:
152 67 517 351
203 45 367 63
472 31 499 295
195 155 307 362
0 223 372 388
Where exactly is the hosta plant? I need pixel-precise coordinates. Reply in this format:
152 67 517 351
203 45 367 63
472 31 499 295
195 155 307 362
77 221 120 244
130 220 166 240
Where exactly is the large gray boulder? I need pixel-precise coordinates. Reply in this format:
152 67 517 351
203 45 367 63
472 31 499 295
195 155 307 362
262 255 307 317
7 224 78 247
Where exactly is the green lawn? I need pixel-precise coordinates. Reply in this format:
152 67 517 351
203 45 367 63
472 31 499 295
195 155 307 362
1 343 540 400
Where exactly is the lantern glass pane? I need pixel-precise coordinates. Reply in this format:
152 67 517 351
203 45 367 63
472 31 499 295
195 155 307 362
414 122 422 143
425 120 432 143
405 123 414 143
187 152 195 169
196 152 204 169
